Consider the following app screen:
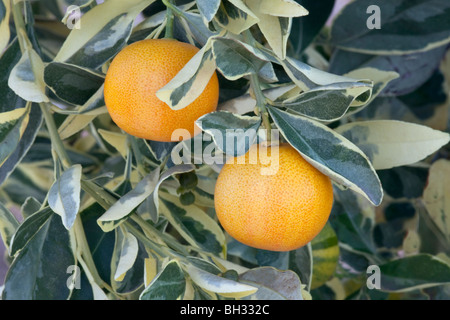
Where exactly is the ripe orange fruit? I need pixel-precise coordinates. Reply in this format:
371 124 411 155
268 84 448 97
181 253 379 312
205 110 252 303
214 143 334 252
104 39 219 142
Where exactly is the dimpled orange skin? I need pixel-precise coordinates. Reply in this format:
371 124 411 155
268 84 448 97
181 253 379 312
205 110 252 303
214 143 334 252
104 39 219 142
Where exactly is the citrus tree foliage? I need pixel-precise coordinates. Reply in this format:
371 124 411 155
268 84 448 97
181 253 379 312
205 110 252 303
0 0 450 300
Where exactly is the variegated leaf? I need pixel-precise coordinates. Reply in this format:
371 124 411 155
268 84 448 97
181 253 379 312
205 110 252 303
112 227 139 282
156 42 217 110
97 167 160 231
335 120 450 170
0 0 11 53
48 164 82 230
8 31 48 104
196 0 220 22
186 264 257 298
0 107 30 167
54 0 156 69
423 159 450 242
0 202 19 254
214 0 259 35
140 260 186 300
258 0 308 18
245 0 292 60
268 106 383 206
159 192 226 257
196 111 261 157
212 37 277 82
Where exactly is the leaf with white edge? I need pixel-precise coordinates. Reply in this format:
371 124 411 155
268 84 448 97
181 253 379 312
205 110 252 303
342 67 400 115
212 37 276 82
379 254 450 292
0 107 30 167
54 0 156 69
159 193 226 257
196 111 261 157
0 0 11 54
281 57 373 105
156 42 217 111
113 228 139 281
97 167 160 231
259 0 309 18
330 0 450 55
3 212 74 300
268 106 383 206
245 0 292 60
239 267 303 300
275 82 372 122
186 264 258 298
48 164 82 230
423 159 450 242
140 260 186 300
97 129 128 158
335 120 450 170
9 207 54 257
214 0 259 35
150 164 196 222
0 104 42 187
44 62 105 106
8 34 49 103
196 0 220 22
0 202 19 254
58 114 97 140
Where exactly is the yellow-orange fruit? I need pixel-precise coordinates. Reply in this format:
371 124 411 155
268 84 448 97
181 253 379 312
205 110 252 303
104 39 219 142
214 143 334 252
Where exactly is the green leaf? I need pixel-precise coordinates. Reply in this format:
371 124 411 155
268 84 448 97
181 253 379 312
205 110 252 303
97 167 160 231
335 120 450 170
0 107 30 168
54 0 156 69
140 260 186 300
196 111 261 157
329 46 446 97
289 0 335 56
268 106 383 206
156 42 217 111
379 254 450 292
330 189 376 255
239 267 304 300
159 193 226 257
196 0 220 22
2 211 75 300
48 164 82 230
186 263 257 298
0 202 19 254
44 62 105 106
330 0 450 55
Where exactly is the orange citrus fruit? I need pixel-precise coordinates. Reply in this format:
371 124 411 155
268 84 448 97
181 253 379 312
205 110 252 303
104 39 219 142
214 143 334 251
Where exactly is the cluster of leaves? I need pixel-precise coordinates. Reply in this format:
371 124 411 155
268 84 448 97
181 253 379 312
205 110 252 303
0 0 450 300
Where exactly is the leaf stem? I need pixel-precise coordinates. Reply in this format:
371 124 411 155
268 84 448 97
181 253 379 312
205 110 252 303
163 0 175 39
250 73 272 142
